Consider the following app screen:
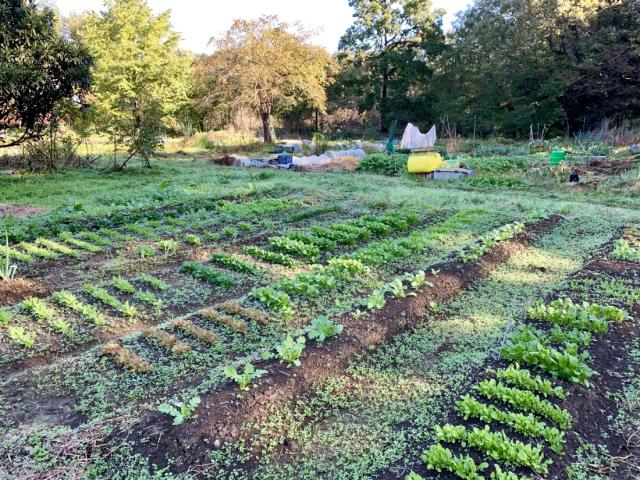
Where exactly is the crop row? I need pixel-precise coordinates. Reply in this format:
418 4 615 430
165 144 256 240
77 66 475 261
3 232 106 265
101 300 268 371
408 297 628 480
9 194 306 243
265 210 423 261
1 274 169 349
252 258 371 316
610 225 640 262
4 197 321 268
458 222 525 263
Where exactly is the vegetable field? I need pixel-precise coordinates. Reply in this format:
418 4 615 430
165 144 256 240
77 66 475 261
0 163 639 480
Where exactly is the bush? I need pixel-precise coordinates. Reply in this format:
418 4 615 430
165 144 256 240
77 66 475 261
463 155 528 173
357 153 408 175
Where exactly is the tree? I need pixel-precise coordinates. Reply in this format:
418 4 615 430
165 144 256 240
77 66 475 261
200 16 336 143
338 0 444 132
432 0 640 136
0 0 91 148
430 0 570 137
559 0 640 129
78 0 192 170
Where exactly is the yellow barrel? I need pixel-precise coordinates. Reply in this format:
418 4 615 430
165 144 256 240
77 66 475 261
407 150 443 173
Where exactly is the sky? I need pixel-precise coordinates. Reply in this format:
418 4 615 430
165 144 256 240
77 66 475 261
52 0 472 54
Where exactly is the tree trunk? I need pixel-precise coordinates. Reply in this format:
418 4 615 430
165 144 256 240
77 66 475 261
260 110 274 143
380 65 389 133
315 108 319 132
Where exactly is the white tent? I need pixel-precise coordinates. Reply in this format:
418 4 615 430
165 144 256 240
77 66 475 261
400 123 437 149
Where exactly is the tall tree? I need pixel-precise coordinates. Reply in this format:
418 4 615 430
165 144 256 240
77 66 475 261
429 0 638 136
432 0 567 137
200 16 336 143
0 0 91 148
78 0 192 170
560 0 640 129
338 0 444 132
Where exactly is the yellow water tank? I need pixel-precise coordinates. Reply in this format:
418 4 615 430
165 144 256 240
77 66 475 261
407 150 443 173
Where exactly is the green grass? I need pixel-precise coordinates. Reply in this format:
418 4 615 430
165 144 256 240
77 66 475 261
0 154 639 479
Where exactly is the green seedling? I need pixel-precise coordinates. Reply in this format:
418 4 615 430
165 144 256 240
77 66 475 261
275 335 306 366
158 395 201 426
307 316 343 344
8 326 36 348
224 363 267 390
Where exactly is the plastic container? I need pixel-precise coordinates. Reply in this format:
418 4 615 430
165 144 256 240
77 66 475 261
550 150 566 165
276 154 293 165
407 150 443 173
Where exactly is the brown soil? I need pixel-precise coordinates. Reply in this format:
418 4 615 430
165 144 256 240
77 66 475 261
0 278 50 306
295 156 361 172
115 215 562 474
0 204 48 218
582 155 640 175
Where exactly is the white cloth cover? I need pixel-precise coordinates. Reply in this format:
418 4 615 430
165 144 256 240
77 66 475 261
400 123 436 149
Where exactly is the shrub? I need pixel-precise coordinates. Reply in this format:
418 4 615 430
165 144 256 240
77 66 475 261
357 153 408 175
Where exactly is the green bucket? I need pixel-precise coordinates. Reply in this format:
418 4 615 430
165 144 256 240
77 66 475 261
550 150 566 166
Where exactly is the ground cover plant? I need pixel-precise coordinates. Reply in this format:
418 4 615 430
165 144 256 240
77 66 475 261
0 159 638 480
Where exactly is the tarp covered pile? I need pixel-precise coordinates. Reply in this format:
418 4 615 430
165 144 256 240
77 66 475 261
400 123 436 150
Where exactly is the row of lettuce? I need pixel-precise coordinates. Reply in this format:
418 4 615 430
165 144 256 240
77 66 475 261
406 298 628 480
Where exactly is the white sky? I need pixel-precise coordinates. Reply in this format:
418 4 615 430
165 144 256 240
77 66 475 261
51 0 472 54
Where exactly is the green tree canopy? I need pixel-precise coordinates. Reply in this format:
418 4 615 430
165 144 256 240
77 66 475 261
198 16 336 142
337 0 444 132
429 0 639 136
78 0 192 169
0 0 91 148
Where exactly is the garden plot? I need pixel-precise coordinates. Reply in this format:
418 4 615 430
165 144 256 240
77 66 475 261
0 166 639 479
